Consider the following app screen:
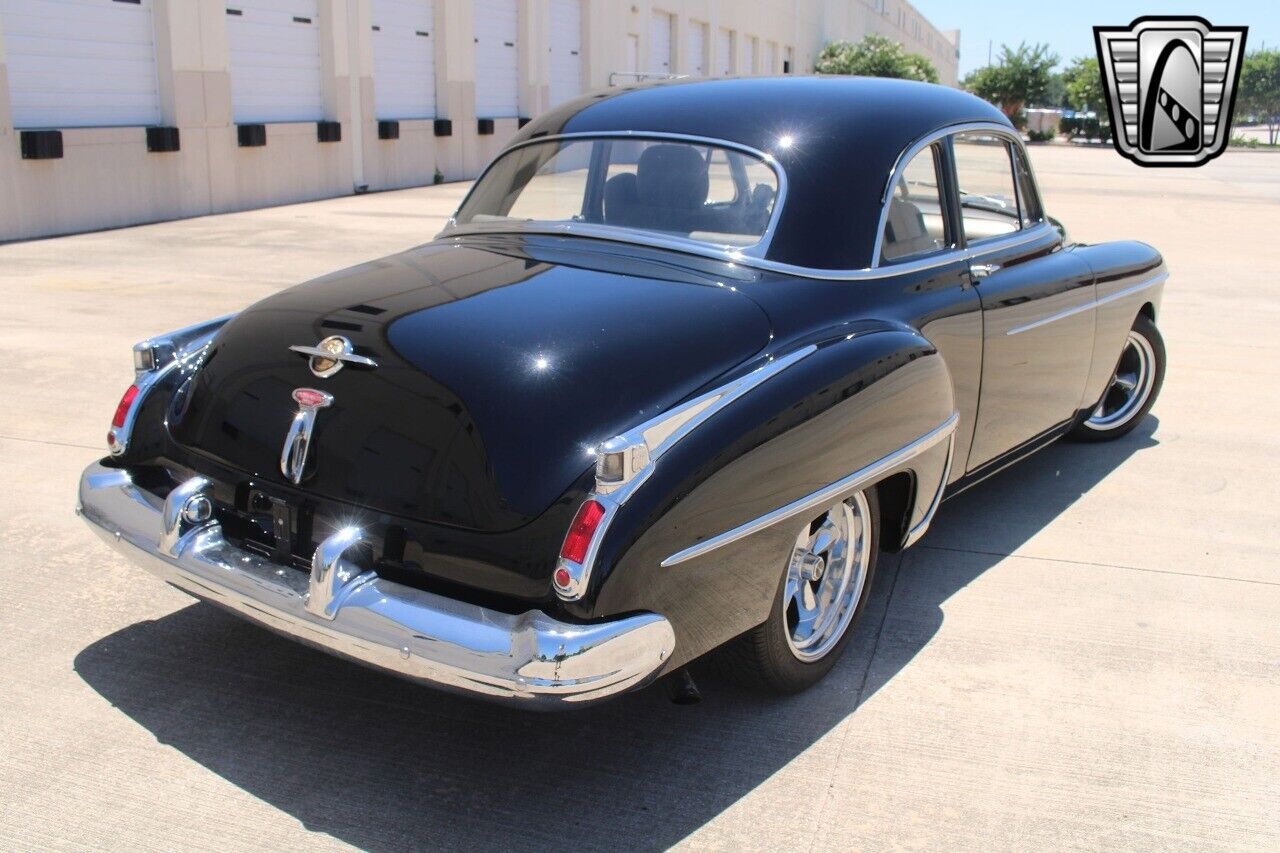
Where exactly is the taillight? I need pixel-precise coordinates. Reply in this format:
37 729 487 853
554 499 609 600
560 500 605 564
108 384 140 454
111 385 140 429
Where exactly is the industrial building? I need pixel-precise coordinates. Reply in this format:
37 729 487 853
0 0 959 241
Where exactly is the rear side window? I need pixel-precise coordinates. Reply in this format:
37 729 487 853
952 132 1022 243
880 143 948 263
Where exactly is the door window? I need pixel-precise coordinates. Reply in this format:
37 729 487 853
880 143 948 263
1011 146 1044 227
952 133 1023 244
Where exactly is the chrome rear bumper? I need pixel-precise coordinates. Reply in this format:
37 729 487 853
76 462 675 709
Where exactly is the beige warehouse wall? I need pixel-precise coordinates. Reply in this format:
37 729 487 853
0 0 958 242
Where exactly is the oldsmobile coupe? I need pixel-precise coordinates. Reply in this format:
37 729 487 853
77 77 1167 707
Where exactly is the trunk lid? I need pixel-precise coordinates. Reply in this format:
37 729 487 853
168 237 772 532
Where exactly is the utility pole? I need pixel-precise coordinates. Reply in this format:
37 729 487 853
987 39 992 66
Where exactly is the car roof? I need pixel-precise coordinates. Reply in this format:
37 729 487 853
512 76 1012 270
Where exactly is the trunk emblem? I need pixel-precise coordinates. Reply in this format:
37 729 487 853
281 388 333 484
289 335 378 378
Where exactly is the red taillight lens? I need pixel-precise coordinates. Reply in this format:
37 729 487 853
559 499 606 564
111 385 140 429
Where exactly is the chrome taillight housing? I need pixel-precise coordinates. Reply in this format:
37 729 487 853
106 314 235 456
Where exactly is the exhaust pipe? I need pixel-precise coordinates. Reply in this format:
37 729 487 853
666 667 701 705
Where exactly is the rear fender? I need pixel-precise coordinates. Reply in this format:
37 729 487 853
1070 241 1166 411
587 326 957 669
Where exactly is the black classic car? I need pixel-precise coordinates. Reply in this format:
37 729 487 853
78 77 1166 708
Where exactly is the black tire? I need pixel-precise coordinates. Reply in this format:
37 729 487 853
720 487 880 694
1069 313 1165 442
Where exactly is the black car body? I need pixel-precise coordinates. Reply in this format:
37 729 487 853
78 77 1167 707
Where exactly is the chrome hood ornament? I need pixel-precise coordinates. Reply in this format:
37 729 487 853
280 388 333 484
289 335 378 378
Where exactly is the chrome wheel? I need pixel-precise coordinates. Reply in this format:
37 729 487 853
781 492 872 662
1085 330 1156 431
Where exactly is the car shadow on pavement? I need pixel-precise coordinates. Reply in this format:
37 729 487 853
74 420 1158 852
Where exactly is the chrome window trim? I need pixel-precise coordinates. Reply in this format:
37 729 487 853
442 130 789 260
441 123 1059 283
554 344 819 602
1006 270 1168 336
661 411 961 567
949 129 1035 250
874 120 1043 264
444 219 1056 283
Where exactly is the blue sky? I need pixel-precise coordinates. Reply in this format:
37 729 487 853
909 1 1280 78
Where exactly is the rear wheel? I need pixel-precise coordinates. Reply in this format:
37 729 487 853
723 488 879 693
1070 314 1165 442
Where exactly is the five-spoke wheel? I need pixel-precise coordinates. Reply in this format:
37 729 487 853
1071 314 1165 441
724 488 880 693
782 494 872 662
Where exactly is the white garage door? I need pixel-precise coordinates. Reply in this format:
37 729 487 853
547 0 580 107
717 28 733 76
648 10 671 74
688 21 706 77
371 0 435 118
474 0 517 117
764 41 778 75
1 0 161 128
742 36 755 75
227 0 324 123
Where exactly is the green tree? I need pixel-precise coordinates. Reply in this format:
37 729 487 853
1239 49 1280 145
1045 71 1068 109
815 34 940 84
962 42 1059 121
1062 56 1105 113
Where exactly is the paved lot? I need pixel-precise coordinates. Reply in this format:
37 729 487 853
2 145 1278 851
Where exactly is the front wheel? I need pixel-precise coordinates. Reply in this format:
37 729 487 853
1070 314 1165 442
722 488 880 693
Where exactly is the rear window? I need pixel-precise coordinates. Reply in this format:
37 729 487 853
453 137 781 250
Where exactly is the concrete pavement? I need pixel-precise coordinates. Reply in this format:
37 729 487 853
1 145 1277 851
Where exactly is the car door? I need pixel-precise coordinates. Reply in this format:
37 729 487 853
953 131 1097 472
878 140 983 484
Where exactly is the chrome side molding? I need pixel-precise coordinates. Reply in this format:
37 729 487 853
662 412 960 567
1006 270 1168 336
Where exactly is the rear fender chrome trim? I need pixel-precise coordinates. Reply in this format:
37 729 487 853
593 345 817 498
1006 270 1167 336
556 345 818 602
661 412 960 567
903 431 956 548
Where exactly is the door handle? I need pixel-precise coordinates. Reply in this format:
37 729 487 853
969 263 1001 280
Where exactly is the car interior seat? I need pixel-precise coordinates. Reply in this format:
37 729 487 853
882 182 936 260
